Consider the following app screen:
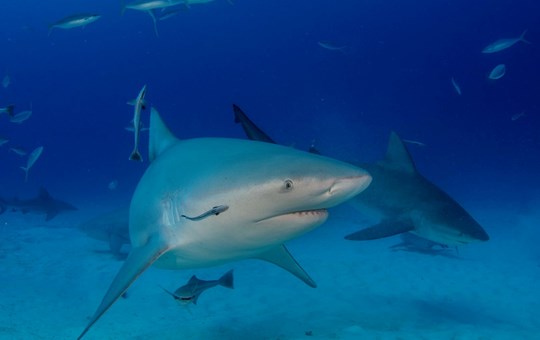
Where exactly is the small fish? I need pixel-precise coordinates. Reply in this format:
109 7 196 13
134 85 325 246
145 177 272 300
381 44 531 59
317 41 347 53
9 147 27 156
49 13 102 35
21 146 44 182
181 205 229 221
2 75 10 89
488 64 506 80
482 30 530 53
157 8 183 21
451 77 461 95
0 104 15 117
0 137 8 147
128 85 147 161
402 139 426 147
108 180 119 191
511 111 526 121
161 269 234 305
124 0 184 12
9 110 32 124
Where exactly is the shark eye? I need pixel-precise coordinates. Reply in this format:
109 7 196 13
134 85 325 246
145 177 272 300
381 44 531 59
282 179 294 192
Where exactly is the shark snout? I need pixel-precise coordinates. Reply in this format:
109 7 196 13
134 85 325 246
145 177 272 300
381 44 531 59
328 171 372 202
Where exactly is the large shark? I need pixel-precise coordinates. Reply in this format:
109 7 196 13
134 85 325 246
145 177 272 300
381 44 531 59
232 105 489 246
78 108 371 339
0 187 77 221
344 132 489 245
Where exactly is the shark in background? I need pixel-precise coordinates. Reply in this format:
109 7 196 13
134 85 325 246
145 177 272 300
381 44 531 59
77 107 371 339
0 187 77 221
232 105 489 247
78 207 130 259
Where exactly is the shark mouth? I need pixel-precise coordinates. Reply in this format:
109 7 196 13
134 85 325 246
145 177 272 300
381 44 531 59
257 209 329 223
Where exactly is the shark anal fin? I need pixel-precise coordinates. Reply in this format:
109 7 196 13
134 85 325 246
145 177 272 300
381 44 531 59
78 235 170 340
345 220 414 241
255 244 316 288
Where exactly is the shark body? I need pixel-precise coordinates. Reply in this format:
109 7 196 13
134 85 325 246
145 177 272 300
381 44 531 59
0 187 77 221
345 132 489 245
232 105 489 246
78 108 371 339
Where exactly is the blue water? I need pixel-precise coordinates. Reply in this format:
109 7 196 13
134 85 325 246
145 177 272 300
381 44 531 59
0 0 539 338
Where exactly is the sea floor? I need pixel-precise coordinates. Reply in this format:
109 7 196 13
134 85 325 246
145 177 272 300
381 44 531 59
0 204 539 339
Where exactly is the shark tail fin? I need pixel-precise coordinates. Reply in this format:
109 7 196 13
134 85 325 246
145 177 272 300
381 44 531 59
78 235 170 340
520 29 532 44
218 269 234 289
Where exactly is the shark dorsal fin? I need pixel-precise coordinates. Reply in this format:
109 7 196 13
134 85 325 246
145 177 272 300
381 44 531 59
382 131 417 174
149 108 178 162
39 187 51 200
188 275 198 284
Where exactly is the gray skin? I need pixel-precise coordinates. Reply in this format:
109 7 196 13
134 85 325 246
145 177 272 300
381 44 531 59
78 207 130 258
0 187 77 221
232 105 489 246
162 269 234 305
345 132 489 246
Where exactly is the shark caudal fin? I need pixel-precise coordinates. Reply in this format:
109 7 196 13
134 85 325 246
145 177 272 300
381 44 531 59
77 234 170 340
129 149 143 162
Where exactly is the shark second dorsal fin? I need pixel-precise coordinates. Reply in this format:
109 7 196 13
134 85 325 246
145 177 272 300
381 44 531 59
381 131 417 174
255 244 317 288
149 108 178 162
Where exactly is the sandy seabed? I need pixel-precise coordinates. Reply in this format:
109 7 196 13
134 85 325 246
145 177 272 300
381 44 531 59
0 204 538 340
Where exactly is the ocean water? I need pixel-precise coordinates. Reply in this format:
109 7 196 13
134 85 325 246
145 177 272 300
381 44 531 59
0 0 539 339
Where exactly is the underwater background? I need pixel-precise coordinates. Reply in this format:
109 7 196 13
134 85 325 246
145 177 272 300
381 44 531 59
1 0 539 339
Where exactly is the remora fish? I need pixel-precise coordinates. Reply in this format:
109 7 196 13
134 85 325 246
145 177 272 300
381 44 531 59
232 106 488 246
48 13 101 35
482 29 530 53
488 64 506 80
389 232 458 258
128 85 147 161
77 107 371 339
21 146 43 182
161 269 234 305
0 187 77 221
9 110 32 124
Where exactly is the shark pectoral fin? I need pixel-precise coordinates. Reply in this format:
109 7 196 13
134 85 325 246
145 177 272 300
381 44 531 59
255 244 317 288
345 220 414 241
77 235 170 340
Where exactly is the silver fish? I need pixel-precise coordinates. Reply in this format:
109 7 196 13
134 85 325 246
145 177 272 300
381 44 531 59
161 269 234 305
49 13 101 35
511 111 526 121
488 64 506 80
128 85 147 161
482 30 530 53
451 77 461 95
9 110 32 124
21 146 44 182
9 147 27 156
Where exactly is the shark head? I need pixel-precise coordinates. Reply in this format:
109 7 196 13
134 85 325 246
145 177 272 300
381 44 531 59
77 108 371 339
411 199 489 245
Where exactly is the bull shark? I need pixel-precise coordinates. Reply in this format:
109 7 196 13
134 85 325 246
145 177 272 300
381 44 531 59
77 107 371 339
78 207 130 258
232 105 489 246
0 187 77 221
344 132 489 245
